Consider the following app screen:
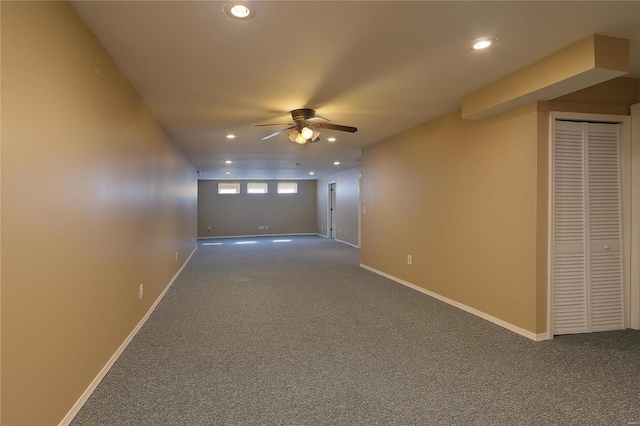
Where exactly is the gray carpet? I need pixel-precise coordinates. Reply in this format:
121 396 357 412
72 236 640 425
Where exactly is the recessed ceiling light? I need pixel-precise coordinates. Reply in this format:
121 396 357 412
472 37 498 50
327 137 336 142
223 1 256 20
309 172 315 175
226 134 236 139
333 161 341 166
225 160 232 164
231 5 250 17
225 172 231 175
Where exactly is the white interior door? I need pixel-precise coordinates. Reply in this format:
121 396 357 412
552 120 625 335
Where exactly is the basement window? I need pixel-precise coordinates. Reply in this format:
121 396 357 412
247 182 268 194
218 182 240 194
277 182 298 194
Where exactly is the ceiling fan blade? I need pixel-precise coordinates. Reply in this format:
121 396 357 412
313 122 358 133
307 116 329 123
260 126 295 141
254 123 293 127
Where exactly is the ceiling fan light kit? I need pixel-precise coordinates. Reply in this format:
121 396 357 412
258 108 357 144
288 130 307 144
300 127 314 140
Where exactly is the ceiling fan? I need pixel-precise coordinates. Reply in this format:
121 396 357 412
256 108 357 144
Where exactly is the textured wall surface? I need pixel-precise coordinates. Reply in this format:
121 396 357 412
362 103 541 333
1 2 197 424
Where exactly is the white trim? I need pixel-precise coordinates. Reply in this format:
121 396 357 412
59 246 198 426
548 111 632 336
621 116 632 329
631 104 640 330
360 263 550 341
335 238 360 249
547 117 556 339
358 174 362 249
328 181 336 239
197 233 317 240
316 233 329 239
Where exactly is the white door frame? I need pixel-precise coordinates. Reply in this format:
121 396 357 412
327 181 336 239
548 111 635 337
631 104 640 329
358 174 362 248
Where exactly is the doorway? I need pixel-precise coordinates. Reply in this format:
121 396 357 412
328 182 336 239
549 112 632 336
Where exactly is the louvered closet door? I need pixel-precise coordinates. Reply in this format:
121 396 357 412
587 123 624 331
552 121 624 335
553 121 588 334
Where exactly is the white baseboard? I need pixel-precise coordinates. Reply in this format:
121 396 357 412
59 246 198 426
315 233 359 249
198 233 316 240
335 238 360 249
360 263 550 342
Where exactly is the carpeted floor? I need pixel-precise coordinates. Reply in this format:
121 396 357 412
72 235 640 425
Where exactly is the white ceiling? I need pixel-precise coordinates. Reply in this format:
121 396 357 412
71 1 640 180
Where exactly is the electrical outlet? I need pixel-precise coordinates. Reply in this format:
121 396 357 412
139 284 143 300
265 225 268 229
345 229 348 235
175 252 178 261
407 255 412 265
207 226 211 232
363 206 367 214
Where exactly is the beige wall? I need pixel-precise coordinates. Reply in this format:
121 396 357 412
198 180 316 237
362 103 542 333
1 2 197 425
361 76 639 336
316 167 361 247
545 77 639 115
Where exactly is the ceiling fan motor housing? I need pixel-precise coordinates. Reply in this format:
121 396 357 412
291 108 316 123
258 108 356 141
